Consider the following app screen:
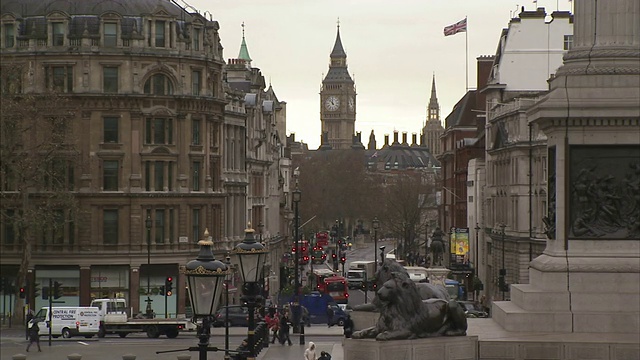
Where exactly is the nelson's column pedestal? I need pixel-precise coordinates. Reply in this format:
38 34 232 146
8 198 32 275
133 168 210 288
485 0 639 359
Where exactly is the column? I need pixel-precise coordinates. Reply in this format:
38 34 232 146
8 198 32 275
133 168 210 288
79 266 91 306
130 267 140 315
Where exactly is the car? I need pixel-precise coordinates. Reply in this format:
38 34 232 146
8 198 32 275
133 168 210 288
212 305 249 327
328 303 348 327
459 301 488 318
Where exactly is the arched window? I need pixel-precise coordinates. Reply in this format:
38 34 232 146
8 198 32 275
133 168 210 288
144 74 174 95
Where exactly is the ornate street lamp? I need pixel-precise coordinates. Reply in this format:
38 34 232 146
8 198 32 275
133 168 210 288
292 187 302 333
184 228 228 360
234 224 267 360
224 255 233 360
499 223 507 301
145 213 153 317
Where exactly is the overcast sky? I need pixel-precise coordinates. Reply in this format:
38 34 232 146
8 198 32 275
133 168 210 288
189 0 573 149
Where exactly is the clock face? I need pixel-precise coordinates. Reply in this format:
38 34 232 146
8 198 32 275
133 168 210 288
348 97 355 112
325 96 340 111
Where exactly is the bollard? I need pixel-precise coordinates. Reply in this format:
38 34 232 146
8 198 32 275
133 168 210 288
12 354 27 360
67 354 83 360
176 354 191 360
122 354 136 360
299 320 305 345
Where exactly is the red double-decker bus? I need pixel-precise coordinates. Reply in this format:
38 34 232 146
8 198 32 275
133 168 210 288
324 275 349 304
315 231 330 248
292 240 310 265
313 268 336 293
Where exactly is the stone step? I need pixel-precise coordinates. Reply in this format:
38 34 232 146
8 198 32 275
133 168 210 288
510 284 570 312
492 300 573 332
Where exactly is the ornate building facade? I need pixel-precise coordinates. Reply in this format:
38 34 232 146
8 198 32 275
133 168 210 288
0 0 291 317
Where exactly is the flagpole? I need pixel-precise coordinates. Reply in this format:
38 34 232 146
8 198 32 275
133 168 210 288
465 16 468 92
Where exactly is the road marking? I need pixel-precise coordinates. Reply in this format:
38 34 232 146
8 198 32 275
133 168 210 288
77 341 90 346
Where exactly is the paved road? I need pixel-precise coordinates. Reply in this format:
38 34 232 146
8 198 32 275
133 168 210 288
1 324 345 360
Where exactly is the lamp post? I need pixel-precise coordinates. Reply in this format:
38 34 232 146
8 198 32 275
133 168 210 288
425 222 430 261
499 223 507 301
145 213 153 317
334 219 340 272
224 255 233 360
372 217 380 272
234 224 268 360
474 223 481 302
184 229 228 360
292 187 302 335
257 221 266 308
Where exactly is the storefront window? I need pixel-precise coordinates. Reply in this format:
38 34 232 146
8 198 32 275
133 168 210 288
34 268 79 310
91 266 129 303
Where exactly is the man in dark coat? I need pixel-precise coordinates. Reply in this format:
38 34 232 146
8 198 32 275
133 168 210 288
26 321 41 352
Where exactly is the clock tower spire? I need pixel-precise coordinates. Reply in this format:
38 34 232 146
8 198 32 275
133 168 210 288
320 21 356 150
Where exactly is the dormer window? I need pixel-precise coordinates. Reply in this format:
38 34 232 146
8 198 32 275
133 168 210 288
192 27 200 51
3 24 15 48
52 22 64 46
155 21 165 47
104 23 117 47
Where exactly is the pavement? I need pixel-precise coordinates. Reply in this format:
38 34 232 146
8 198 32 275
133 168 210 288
0 323 346 360
5 318 636 359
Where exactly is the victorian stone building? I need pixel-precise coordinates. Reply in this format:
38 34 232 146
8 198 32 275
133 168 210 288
474 7 573 303
0 0 291 316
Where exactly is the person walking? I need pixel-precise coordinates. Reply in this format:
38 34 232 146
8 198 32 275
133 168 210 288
265 310 280 344
343 313 354 338
26 320 41 352
279 313 292 345
326 304 334 327
304 341 317 360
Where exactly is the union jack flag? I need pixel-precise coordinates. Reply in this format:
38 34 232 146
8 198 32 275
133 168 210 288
443 18 467 37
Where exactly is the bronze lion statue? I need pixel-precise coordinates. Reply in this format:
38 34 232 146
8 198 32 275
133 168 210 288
353 259 450 312
352 271 467 341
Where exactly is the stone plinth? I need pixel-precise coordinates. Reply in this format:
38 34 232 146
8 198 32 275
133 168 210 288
350 310 378 331
425 266 450 286
344 336 478 360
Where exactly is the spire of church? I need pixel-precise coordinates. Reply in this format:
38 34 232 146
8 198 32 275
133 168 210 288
238 22 252 63
427 73 440 122
330 18 347 59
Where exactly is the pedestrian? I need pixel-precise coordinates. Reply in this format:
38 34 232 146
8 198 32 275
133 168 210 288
319 350 332 360
326 304 334 327
279 313 292 345
25 308 34 340
304 341 317 360
343 313 354 338
265 310 280 344
26 320 41 352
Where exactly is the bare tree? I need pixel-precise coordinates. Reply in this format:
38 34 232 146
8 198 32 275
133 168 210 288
379 171 435 260
297 150 378 233
1 65 80 322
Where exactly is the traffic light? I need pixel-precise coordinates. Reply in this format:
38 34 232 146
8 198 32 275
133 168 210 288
19 287 26 299
0 277 5 293
159 285 165 296
340 256 346 264
53 281 63 299
165 277 173 296
33 283 41 299
42 286 49 300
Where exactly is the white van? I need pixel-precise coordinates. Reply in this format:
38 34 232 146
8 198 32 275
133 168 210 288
31 307 100 338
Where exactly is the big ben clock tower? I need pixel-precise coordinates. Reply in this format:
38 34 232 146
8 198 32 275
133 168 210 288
320 22 356 150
